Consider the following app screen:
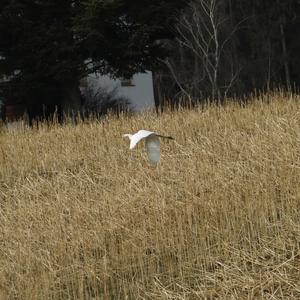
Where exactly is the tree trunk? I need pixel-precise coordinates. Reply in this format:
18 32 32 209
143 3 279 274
193 55 199 98
60 82 82 121
152 70 161 113
276 0 291 90
279 22 291 90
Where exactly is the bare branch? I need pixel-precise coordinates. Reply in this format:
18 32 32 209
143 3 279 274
158 58 191 100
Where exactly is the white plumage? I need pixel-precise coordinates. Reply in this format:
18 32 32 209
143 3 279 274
123 130 174 164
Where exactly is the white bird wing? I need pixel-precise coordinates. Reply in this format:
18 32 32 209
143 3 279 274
145 134 160 164
130 130 155 149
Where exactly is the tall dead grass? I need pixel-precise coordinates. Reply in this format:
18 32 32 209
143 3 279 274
0 93 300 299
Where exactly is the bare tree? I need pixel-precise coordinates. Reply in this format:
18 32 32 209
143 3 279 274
172 0 241 101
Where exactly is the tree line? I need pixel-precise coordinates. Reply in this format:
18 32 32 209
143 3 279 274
0 0 186 121
0 0 299 121
155 0 300 107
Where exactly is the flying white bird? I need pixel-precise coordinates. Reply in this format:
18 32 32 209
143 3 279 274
123 130 174 164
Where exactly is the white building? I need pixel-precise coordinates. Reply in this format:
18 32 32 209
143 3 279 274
85 71 155 112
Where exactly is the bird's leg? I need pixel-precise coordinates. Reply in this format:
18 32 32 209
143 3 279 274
156 135 174 140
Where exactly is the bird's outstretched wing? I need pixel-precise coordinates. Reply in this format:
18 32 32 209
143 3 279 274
145 135 160 164
130 130 155 149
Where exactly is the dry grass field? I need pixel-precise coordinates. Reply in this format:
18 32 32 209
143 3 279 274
0 93 300 299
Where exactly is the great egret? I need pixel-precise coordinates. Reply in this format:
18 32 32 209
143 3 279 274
123 130 174 164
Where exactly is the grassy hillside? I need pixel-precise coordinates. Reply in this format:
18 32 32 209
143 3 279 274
0 93 300 299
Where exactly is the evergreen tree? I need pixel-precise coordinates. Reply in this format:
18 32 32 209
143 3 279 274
0 0 187 120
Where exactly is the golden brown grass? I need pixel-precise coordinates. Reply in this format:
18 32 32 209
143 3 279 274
0 93 300 299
